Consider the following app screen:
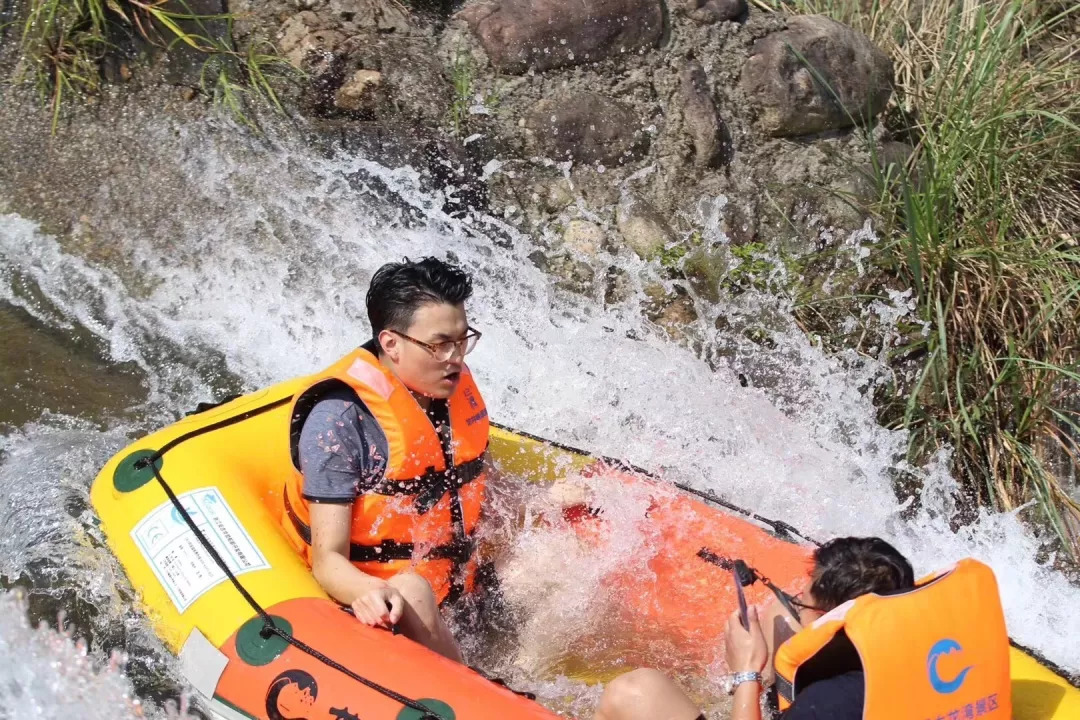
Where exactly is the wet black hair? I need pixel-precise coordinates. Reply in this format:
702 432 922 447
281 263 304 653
265 669 318 720
366 257 473 344
809 536 915 611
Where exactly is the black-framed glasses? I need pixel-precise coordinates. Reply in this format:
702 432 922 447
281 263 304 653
783 591 823 616
392 327 482 361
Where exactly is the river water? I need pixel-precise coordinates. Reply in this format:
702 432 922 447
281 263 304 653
1 107 1078 717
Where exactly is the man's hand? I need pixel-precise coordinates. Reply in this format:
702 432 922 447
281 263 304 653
725 606 769 674
351 582 406 628
310 502 407 628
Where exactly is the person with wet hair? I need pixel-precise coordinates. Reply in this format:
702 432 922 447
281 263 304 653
593 536 917 720
279 257 490 662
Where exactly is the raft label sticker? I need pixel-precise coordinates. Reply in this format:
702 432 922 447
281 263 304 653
131 487 270 613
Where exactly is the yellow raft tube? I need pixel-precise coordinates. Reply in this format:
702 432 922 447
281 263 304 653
90 375 1080 719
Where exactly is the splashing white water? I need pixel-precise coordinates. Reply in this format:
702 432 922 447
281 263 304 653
1 115 1078 715
0 589 195 719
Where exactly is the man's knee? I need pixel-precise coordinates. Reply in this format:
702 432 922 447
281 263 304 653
598 669 699 720
599 669 671 717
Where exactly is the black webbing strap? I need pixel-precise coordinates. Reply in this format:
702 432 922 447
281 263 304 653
284 491 476 564
697 548 805 623
365 456 485 513
427 401 471 606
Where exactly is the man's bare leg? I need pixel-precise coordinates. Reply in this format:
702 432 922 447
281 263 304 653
594 669 703 720
387 572 464 663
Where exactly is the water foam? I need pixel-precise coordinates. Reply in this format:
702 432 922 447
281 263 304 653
0 588 195 719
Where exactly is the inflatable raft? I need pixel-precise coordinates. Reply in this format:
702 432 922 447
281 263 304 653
90 382 1080 719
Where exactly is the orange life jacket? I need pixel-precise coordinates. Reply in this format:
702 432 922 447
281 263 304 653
774 558 1011 719
281 346 490 605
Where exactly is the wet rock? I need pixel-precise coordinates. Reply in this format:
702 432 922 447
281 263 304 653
421 140 490 216
525 93 647 166
644 283 699 337
723 201 758 245
616 194 674 260
679 61 730 168
101 56 131 84
328 0 414 34
678 0 746 24
315 36 448 122
334 69 383 114
372 38 449 123
562 219 606 256
536 179 575 213
604 266 634 305
302 47 348 115
280 25 346 68
536 252 596 293
740 15 893 137
278 13 317 55
459 0 663 74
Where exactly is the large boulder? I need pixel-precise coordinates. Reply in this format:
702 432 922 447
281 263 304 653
458 0 663 74
525 93 648 166
740 15 893 137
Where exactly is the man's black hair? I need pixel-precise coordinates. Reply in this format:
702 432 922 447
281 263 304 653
366 257 473 343
809 536 915 611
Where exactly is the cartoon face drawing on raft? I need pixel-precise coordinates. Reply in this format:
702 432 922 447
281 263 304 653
266 669 319 720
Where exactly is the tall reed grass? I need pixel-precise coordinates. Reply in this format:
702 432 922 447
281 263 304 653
763 0 1080 556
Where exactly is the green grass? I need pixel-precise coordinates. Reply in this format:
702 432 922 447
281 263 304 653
445 45 504 138
15 0 295 131
446 45 475 137
766 0 1080 555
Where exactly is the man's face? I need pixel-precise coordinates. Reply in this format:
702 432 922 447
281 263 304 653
379 301 470 399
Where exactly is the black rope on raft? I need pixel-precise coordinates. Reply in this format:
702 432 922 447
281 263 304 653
489 422 822 547
672 482 822 547
142 460 446 720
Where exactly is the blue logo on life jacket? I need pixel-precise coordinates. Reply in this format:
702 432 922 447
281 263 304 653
927 639 973 694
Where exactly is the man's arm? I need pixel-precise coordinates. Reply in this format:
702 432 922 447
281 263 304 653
309 503 404 626
298 390 400 626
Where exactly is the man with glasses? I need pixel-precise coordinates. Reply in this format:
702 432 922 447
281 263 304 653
280 257 487 662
